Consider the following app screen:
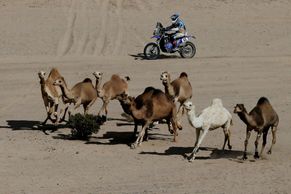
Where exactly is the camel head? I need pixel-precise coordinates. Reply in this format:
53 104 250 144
38 71 46 79
116 92 134 105
160 71 170 84
53 78 65 86
183 101 195 111
93 71 103 80
233 104 246 113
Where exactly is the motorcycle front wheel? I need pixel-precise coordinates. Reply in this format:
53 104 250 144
143 42 160 60
180 41 196 58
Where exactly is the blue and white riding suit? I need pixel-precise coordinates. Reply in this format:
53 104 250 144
165 18 187 40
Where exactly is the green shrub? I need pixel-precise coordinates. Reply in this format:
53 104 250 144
67 113 102 140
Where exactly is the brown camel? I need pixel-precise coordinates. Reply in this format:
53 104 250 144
234 97 279 160
160 71 192 129
97 74 130 118
117 87 178 148
53 77 98 118
38 68 64 124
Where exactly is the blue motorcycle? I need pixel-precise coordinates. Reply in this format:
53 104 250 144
143 22 196 60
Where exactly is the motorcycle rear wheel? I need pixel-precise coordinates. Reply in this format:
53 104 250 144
180 41 196 58
144 42 160 60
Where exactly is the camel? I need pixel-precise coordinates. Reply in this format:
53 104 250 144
117 87 162 140
38 68 64 125
96 73 130 119
53 77 98 118
160 71 192 129
117 87 179 149
234 97 279 160
183 99 232 162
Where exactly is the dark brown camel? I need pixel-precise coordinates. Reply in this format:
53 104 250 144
234 97 279 160
117 87 178 148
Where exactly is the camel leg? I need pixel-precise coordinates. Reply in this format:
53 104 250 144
84 98 97 115
71 98 82 114
131 122 151 149
167 118 173 134
222 122 232 150
227 129 232 150
170 117 178 142
52 102 59 125
42 114 50 125
98 100 108 117
260 130 268 157
60 103 70 122
176 104 183 130
222 128 228 151
192 128 201 151
254 131 262 159
46 102 56 124
189 127 209 162
243 129 251 160
267 126 277 154
132 120 138 140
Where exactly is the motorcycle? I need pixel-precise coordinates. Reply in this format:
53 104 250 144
143 22 196 60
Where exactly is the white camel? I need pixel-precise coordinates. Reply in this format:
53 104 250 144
183 99 232 162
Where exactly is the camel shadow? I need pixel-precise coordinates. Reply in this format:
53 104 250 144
85 131 134 145
85 130 173 146
0 120 67 135
140 146 244 160
129 53 180 60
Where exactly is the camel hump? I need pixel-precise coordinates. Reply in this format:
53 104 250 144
152 88 164 96
83 78 92 83
212 98 223 107
179 72 188 78
48 68 61 77
257 97 270 106
111 74 121 81
143 86 156 94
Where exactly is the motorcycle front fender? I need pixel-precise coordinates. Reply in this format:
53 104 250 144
151 35 161 39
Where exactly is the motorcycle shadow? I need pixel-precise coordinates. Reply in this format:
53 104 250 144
129 53 180 60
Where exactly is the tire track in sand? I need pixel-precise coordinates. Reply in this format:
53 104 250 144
112 0 124 55
94 0 109 55
76 1 91 55
57 0 78 56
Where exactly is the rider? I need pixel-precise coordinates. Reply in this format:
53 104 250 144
165 13 187 49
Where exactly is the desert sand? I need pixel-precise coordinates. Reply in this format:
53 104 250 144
0 0 291 193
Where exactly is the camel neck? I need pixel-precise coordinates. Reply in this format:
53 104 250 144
59 84 74 100
163 81 175 97
188 108 196 120
39 78 45 86
187 108 198 127
237 111 255 127
95 78 102 90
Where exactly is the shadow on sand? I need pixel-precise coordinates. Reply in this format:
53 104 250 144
140 146 245 160
129 53 180 60
84 129 173 146
0 120 68 135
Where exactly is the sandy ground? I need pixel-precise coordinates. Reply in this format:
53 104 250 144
0 0 291 193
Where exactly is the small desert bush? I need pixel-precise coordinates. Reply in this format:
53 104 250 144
67 113 102 140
